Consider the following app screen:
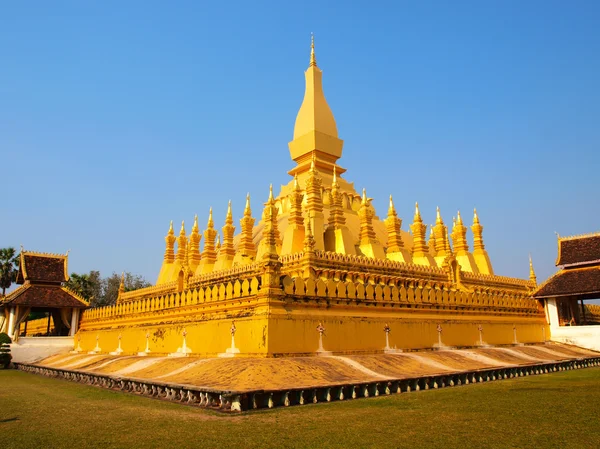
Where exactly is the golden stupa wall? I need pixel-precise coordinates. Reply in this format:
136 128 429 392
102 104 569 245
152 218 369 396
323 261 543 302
74 39 548 356
75 250 547 356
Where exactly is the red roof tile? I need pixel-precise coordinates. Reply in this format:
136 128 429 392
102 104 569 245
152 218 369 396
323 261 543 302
2 284 87 308
534 266 600 298
557 235 600 267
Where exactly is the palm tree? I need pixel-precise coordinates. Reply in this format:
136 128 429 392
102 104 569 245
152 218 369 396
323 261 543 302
0 247 19 296
65 272 95 302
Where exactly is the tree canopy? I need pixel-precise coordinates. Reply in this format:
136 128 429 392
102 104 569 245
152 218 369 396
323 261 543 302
65 271 151 307
0 247 19 296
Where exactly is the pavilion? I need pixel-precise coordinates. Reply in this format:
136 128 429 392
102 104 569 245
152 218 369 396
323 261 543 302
0 250 88 341
534 233 600 349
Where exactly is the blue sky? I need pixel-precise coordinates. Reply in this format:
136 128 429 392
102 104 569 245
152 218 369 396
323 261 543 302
1 1 599 287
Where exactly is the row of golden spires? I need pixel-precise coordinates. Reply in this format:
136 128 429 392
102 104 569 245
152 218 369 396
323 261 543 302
160 187 490 265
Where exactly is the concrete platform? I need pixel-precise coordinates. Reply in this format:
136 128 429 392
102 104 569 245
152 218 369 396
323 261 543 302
14 343 600 412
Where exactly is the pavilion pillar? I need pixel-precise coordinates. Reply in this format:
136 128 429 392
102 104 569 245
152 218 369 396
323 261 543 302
7 306 16 338
570 298 581 325
69 308 80 336
546 298 560 328
46 313 51 335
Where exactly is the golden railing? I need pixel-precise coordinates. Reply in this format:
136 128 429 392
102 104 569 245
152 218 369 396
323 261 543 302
83 275 262 322
281 275 543 315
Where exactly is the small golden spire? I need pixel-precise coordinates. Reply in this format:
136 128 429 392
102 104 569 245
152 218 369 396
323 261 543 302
177 221 188 263
188 213 201 267
226 200 232 220
457 210 463 225
294 173 299 189
310 33 317 67
473 208 480 225
244 193 251 215
452 216 456 230
310 153 316 172
164 220 177 263
207 207 214 228
436 206 443 225
388 195 395 214
216 234 221 251
362 188 367 205
414 202 422 222
268 184 274 202
529 254 537 284
332 165 338 185
117 271 125 300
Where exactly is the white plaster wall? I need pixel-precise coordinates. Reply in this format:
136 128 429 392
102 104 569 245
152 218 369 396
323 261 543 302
550 326 600 351
10 337 74 363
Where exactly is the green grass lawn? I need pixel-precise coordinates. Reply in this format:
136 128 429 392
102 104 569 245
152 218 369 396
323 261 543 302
1 368 599 449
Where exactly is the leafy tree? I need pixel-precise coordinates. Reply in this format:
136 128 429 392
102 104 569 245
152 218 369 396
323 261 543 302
99 272 151 307
0 247 19 296
64 270 151 307
65 272 97 302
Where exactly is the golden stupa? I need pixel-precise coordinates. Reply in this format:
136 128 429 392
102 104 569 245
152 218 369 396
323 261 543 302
77 38 546 356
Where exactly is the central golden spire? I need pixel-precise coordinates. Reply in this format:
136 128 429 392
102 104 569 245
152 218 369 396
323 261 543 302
288 35 344 178
310 33 317 67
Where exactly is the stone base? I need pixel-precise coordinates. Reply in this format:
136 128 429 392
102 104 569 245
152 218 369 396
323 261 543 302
316 350 333 356
168 347 192 358
218 347 240 358
433 344 456 351
384 348 402 354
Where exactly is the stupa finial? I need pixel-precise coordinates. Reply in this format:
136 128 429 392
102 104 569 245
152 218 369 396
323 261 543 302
163 220 177 263
226 200 232 221
192 214 199 232
244 193 251 216
117 271 125 300
310 33 317 67
361 188 367 205
436 206 443 225
529 254 537 285
414 202 422 222
207 207 214 228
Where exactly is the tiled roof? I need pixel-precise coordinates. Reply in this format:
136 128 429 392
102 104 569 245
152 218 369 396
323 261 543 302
533 266 600 298
1 284 87 308
17 253 67 284
556 234 600 267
